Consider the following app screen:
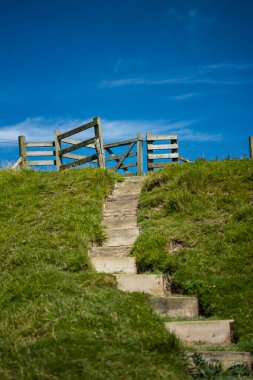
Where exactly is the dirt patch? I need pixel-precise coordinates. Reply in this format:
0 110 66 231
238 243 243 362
168 239 186 254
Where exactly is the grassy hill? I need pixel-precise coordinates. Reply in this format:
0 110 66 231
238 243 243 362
133 159 253 353
0 168 187 379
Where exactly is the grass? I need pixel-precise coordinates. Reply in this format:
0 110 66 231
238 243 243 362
133 159 253 353
0 168 188 379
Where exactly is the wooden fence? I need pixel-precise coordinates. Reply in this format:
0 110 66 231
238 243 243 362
16 117 105 170
147 133 190 171
18 137 56 169
13 119 191 174
104 133 143 176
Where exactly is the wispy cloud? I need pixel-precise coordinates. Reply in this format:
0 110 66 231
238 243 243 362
0 117 221 143
100 76 243 88
0 117 82 141
201 63 251 72
170 92 201 101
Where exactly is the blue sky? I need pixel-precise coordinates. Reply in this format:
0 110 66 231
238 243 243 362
0 0 253 164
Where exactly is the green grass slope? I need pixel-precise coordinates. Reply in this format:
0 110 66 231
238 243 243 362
134 160 253 352
0 168 187 380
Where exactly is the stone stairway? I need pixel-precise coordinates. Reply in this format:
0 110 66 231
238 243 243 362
89 176 253 374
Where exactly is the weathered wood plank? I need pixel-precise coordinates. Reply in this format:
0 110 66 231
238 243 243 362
26 142 54 147
59 154 98 170
249 136 253 158
54 130 62 171
28 160 56 166
105 152 137 162
12 156 23 169
179 155 191 163
27 151 55 157
147 144 178 150
148 162 175 168
121 163 137 169
111 162 136 170
59 137 97 156
115 142 135 171
137 132 143 176
62 137 96 149
171 137 179 163
18 136 27 168
146 134 178 141
63 153 89 160
94 117 105 168
148 153 179 159
104 138 137 149
105 147 130 173
58 120 96 140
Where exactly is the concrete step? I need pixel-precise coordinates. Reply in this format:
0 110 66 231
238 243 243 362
103 209 137 218
89 246 132 257
104 199 138 212
103 216 137 229
91 256 137 274
186 351 253 372
107 194 139 202
114 183 142 195
123 176 144 183
116 274 168 296
104 227 139 246
150 296 199 317
165 320 233 346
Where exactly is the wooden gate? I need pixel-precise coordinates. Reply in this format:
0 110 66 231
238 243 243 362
56 117 105 170
104 133 143 175
17 117 105 170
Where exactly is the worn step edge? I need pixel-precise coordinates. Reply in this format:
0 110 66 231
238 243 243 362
104 203 138 212
105 227 139 235
115 274 170 296
89 246 132 257
107 194 139 202
91 256 137 274
104 236 137 247
102 220 137 229
165 320 233 345
103 210 137 217
149 296 199 317
186 351 253 372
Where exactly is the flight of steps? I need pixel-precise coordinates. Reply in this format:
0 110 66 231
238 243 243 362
89 176 253 374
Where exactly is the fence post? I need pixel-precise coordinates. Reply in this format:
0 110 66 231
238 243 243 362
171 136 179 163
94 117 105 168
249 136 253 158
137 132 143 176
146 133 154 171
54 130 62 171
18 135 27 168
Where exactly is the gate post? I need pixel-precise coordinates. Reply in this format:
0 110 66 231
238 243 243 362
54 130 62 171
137 132 143 176
249 136 253 159
94 117 105 168
18 135 28 168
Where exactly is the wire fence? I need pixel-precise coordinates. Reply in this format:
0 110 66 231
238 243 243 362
0 138 251 170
